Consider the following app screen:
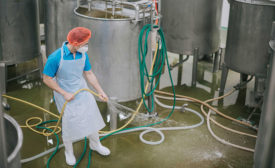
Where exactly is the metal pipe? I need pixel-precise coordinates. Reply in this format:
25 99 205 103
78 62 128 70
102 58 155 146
119 1 141 21
88 0 92 11
219 48 225 70
0 95 8 168
109 97 118 131
192 48 199 87
219 64 229 96
158 0 161 18
0 63 9 110
169 55 189 70
6 68 40 82
212 49 220 73
177 54 183 86
112 0 116 17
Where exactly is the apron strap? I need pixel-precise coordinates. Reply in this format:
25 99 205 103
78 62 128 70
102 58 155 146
82 52 86 61
56 42 66 78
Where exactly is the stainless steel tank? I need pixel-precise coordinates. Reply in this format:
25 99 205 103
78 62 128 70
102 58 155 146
224 0 275 76
45 0 80 56
219 0 275 97
161 0 223 56
0 0 40 65
74 1 151 101
5 114 23 168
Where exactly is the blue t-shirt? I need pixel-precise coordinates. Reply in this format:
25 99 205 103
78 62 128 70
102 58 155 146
43 42 92 77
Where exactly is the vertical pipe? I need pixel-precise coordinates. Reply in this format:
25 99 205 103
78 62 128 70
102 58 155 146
192 48 199 87
0 63 9 110
37 53 43 79
254 76 265 99
158 0 161 22
0 95 8 168
212 49 220 73
219 63 229 96
177 54 183 86
219 48 225 70
109 97 118 131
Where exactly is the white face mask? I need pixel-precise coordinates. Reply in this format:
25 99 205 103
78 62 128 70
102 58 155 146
77 44 88 53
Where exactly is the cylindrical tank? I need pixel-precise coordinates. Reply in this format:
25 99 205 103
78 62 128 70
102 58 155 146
45 0 80 56
161 0 223 56
0 0 40 65
75 5 147 102
5 114 23 168
224 0 275 76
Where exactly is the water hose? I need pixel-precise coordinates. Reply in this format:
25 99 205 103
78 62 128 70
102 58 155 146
21 106 204 164
138 24 168 113
155 94 257 138
154 90 257 152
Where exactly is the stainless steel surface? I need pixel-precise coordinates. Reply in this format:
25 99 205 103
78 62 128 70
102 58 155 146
219 63 229 96
109 97 118 130
3 114 23 168
39 0 45 23
161 0 223 56
0 0 40 65
75 5 147 101
254 22 275 168
0 63 9 110
224 0 275 75
213 50 220 73
192 48 199 86
177 54 183 86
0 96 8 168
45 0 80 56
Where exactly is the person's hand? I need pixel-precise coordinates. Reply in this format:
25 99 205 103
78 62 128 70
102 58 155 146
99 91 108 102
63 92 74 102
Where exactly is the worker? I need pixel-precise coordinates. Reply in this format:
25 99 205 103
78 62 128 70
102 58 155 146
43 27 110 166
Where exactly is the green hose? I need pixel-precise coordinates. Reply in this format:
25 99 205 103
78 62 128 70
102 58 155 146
138 24 166 113
35 120 59 168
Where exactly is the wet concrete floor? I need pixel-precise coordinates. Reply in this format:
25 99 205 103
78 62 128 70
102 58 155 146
3 51 259 168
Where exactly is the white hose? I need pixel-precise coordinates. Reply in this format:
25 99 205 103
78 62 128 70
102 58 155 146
139 127 165 145
21 107 204 163
206 109 255 152
155 93 256 153
154 95 182 109
155 94 191 102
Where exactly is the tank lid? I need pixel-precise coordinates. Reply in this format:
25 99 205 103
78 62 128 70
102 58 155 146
74 0 152 22
230 0 275 6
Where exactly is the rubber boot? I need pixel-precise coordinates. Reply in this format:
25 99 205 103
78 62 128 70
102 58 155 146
64 140 76 166
88 132 111 156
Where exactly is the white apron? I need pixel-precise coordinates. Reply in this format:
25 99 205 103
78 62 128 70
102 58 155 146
53 42 106 142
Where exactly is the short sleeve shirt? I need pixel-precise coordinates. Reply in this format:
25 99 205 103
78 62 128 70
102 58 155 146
43 42 92 77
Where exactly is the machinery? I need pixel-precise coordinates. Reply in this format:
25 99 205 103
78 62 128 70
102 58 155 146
0 0 42 109
161 0 223 86
219 0 275 101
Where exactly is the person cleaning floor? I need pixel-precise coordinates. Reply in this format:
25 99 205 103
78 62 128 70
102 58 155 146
43 27 110 166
